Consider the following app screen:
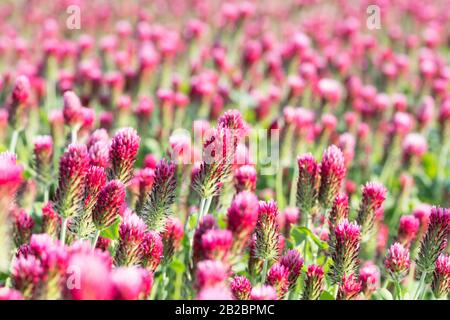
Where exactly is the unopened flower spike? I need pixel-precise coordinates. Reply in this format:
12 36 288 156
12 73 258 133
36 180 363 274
141 159 177 232
318 145 346 209
109 127 140 185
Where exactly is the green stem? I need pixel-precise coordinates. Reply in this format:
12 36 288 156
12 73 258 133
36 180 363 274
60 218 68 245
261 259 268 283
92 230 101 248
414 272 427 300
9 129 20 153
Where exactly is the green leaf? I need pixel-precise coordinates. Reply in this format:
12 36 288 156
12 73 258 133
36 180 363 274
100 218 121 240
290 226 329 250
170 258 186 273
0 271 10 283
376 288 393 300
422 152 438 179
319 291 335 300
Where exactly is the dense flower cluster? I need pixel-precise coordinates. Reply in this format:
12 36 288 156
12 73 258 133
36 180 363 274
0 0 449 301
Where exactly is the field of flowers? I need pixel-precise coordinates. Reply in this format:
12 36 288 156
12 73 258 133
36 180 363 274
0 0 449 301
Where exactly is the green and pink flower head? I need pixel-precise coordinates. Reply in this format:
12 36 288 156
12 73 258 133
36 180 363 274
266 262 290 299
302 264 324 300
227 191 259 245
318 145 346 209
92 180 126 230
432 254 450 298
337 274 362 300
230 276 251 300
296 153 320 215
255 200 280 261
109 127 140 185
356 182 387 240
385 242 410 280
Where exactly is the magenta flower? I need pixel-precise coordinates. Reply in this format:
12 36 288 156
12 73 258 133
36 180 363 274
301 264 324 300
67 252 114 300
109 127 140 184
196 285 233 300
115 212 147 266
33 135 53 183
230 276 252 300
296 153 320 215
330 219 361 283
8 75 31 129
193 214 217 264
318 145 346 209
402 133 428 165
88 140 110 169
54 144 89 220
161 217 184 263
255 200 280 261
385 242 410 280
201 229 233 261
266 262 290 299
195 260 229 290
396 215 420 247
336 274 362 300
13 209 34 247
356 182 387 240
0 152 24 210
141 159 177 232
92 180 126 230
41 202 60 237
62 91 83 127
359 261 380 296
11 254 43 299
328 193 349 240
227 191 259 251
134 168 156 213
0 287 23 300
250 285 278 300
280 249 304 290
139 231 163 272
432 254 450 298
234 164 257 192
416 207 450 276
111 267 153 300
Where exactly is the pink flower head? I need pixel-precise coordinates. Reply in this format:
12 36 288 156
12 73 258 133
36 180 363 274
234 165 257 192
63 91 83 126
12 75 31 104
302 264 324 300
193 214 217 263
397 215 420 247
87 129 109 150
0 152 23 207
0 287 23 300
417 207 450 275
88 140 110 168
402 133 428 164
250 285 278 300
385 242 410 279
417 96 435 128
161 217 184 262
317 78 342 105
67 252 114 300
11 253 44 298
115 213 147 266
318 145 346 209
413 203 432 232
93 180 126 230
266 262 289 299
392 112 413 136
227 191 259 243
280 249 304 289
13 209 34 246
41 202 60 237
135 96 154 119
230 276 252 300
196 285 233 300
329 192 349 232
109 127 140 184
33 135 53 174
255 200 280 261
432 254 450 298
337 274 362 300
331 219 361 283
196 260 229 289
359 261 380 295
356 182 387 239
201 229 233 261
55 144 89 219
84 166 107 213
134 168 155 212
296 153 320 215
139 231 163 271
111 267 153 300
